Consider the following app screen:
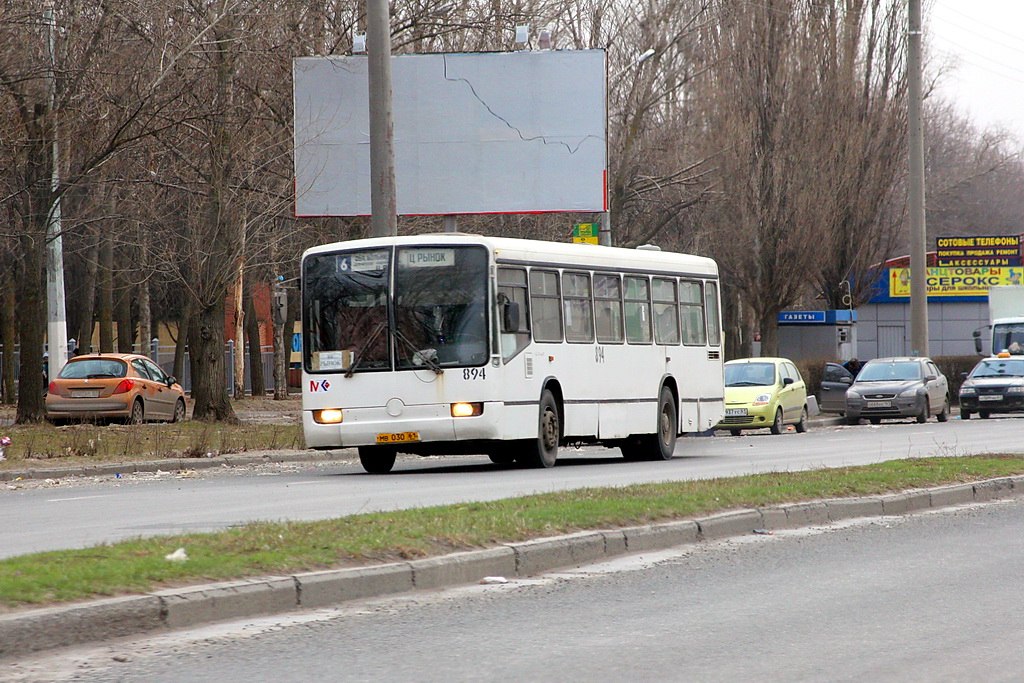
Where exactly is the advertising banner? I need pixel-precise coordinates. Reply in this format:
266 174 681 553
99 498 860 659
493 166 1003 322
888 266 1024 298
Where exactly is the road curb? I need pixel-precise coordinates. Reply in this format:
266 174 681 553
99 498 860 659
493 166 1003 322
1 473 1021 660
0 449 353 483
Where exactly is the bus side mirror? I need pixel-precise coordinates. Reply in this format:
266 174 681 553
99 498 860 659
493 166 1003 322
501 301 520 333
972 329 982 354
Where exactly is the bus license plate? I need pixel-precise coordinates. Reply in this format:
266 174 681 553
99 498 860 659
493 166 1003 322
725 408 748 417
376 432 420 444
866 400 891 408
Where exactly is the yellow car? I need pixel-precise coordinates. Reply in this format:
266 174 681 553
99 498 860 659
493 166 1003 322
716 357 809 436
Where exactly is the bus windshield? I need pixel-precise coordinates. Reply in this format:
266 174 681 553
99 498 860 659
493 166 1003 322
394 246 488 369
304 249 391 373
303 245 489 373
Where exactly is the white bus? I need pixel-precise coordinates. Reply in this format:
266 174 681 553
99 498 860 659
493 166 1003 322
301 234 725 473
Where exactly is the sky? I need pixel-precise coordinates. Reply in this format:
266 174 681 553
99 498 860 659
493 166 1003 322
928 1 1024 140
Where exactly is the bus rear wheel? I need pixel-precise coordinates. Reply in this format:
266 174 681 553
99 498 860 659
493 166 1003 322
520 389 560 468
358 446 397 474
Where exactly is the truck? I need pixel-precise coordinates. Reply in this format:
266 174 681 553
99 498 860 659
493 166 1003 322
974 285 1024 355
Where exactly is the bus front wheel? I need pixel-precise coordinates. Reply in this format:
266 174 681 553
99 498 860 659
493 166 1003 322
358 446 397 474
620 386 677 461
521 389 560 468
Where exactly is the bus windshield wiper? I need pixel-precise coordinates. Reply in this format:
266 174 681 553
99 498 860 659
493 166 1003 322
393 327 444 375
344 321 387 378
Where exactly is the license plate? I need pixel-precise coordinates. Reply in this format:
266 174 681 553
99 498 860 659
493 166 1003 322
376 432 420 444
866 400 891 408
725 408 748 417
979 395 1002 402
71 389 101 398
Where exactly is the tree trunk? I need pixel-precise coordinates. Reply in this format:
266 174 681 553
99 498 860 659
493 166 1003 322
233 253 245 400
15 239 47 423
757 309 780 358
138 278 152 358
273 304 288 400
245 277 265 398
137 227 152 357
115 271 134 352
1 274 15 404
173 299 191 384
188 298 237 422
98 231 114 352
76 231 98 353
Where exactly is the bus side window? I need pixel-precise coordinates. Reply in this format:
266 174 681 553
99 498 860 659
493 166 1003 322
594 274 624 344
679 280 706 345
705 280 721 346
624 276 652 344
498 267 531 362
562 271 594 343
653 277 680 345
530 269 563 342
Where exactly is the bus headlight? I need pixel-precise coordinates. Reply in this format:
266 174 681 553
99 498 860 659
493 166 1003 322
313 409 344 424
451 402 483 417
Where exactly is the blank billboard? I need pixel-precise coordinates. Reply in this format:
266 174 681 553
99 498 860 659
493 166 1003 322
293 50 607 216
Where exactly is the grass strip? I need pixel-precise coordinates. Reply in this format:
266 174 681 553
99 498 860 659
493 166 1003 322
0 422 303 466
1 454 1022 610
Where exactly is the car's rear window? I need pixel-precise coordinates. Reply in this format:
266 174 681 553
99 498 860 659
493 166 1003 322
58 359 128 379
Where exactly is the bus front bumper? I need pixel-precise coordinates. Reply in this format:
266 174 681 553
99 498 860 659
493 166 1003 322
303 402 506 450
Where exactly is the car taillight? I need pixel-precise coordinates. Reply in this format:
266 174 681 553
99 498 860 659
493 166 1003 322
47 381 57 395
113 379 135 394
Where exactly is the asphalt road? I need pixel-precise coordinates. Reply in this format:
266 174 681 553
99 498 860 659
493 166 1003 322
16 496 1024 682
2 415 1023 559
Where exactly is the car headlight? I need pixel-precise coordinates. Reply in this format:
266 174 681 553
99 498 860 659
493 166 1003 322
752 393 771 406
959 386 976 396
1008 386 1024 394
900 386 922 398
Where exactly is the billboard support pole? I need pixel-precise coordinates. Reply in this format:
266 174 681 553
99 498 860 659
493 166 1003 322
367 0 397 237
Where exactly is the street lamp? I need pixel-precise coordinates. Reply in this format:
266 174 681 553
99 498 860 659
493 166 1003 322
44 1 69 379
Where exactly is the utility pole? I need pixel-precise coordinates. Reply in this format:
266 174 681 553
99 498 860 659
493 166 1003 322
908 0 929 356
367 0 397 237
44 1 69 378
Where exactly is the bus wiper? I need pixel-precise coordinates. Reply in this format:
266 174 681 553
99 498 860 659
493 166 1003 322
393 327 444 375
345 321 387 378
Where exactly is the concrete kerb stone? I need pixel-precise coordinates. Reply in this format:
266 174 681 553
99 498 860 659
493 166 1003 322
621 520 699 553
154 576 298 630
973 477 1015 502
782 502 830 527
0 450 329 482
927 483 976 508
695 509 763 540
880 491 932 516
295 563 414 610
757 507 789 530
410 548 516 590
825 496 884 522
0 595 164 659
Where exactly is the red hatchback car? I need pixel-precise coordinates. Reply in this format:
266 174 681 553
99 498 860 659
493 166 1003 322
46 353 188 424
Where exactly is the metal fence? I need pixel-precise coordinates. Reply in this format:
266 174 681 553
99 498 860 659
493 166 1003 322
1 340 280 395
